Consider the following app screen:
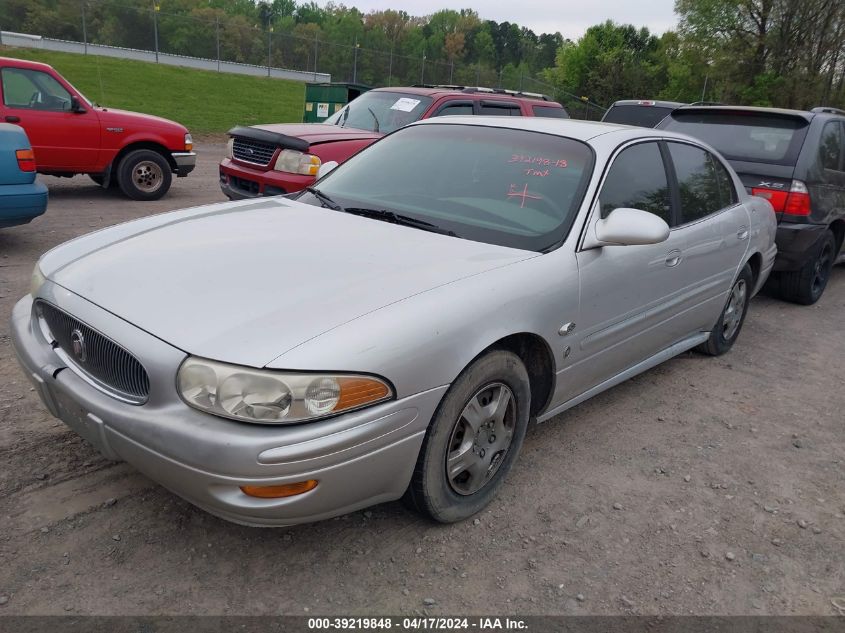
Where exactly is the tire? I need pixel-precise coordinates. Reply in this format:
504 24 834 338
696 263 753 356
777 230 836 305
116 149 172 201
403 350 531 523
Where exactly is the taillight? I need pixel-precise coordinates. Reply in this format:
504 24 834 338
751 180 811 216
16 149 36 172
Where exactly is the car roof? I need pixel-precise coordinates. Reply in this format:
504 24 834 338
0 56 54 72
410 115 704 145
670 104 815 121
370 85 561 105
609 99 685 108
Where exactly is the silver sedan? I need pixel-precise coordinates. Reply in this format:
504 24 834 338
12 117 777 526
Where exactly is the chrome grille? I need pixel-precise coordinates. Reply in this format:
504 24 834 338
36 301 150 404
232 137 277 166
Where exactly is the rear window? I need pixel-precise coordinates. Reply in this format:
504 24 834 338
532 105 569 119
662 111 809 166
602 105 676 127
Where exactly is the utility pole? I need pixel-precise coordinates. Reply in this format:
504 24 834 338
81 1 88 54
352 39 359 83
420 55 426 84
215 15 220 72
152 1 160 62
267 26 273 77
313 30 319 81
449 58 454 84
701 75 709 102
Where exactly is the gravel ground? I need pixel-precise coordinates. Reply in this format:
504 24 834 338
0 142 843 616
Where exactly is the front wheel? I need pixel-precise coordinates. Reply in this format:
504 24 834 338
403 350 531 523
116 149 172 201
696 263 753 356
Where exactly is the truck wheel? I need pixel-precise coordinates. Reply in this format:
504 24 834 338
116 150 172 201
403 350 531 523
778 230 835 305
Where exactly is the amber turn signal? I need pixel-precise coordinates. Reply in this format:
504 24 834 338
240 480 319 498
16 149 36 172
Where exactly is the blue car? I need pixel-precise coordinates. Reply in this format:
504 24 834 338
0 123 47 228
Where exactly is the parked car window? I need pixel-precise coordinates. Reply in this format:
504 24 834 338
304 123 594 252
661 111 809 166
532 105 568 119
323 91 434 134
433 103 474 117
819 121 843 171
479 103 522 116
602 104 677 127
710 153 739 209
668 142 733 223
599 142 671 224
1 68 72 111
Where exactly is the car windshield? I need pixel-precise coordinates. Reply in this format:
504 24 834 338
324 91 433 134
663 111 810 165
301 123 594 252
603 104 677 127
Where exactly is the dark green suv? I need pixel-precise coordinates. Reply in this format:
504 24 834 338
658 105 845 304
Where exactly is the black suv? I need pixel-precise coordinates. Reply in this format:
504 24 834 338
658 105 845 304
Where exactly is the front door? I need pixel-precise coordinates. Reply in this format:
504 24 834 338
0 66 100 171
552 140 688 406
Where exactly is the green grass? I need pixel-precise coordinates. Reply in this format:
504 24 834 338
1 47 305 134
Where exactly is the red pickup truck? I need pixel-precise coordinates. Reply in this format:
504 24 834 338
219 85 568 199
0 57 195 201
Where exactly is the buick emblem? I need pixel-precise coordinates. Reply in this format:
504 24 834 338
70 328 87 363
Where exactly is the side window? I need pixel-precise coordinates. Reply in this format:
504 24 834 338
599 142 671 224
432 103 474 117
819 121 843 171
479 102 522 116
1 68 72 111
709 153 738 208
667 142 725 224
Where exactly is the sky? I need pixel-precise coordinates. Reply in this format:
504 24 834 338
312 0 679 40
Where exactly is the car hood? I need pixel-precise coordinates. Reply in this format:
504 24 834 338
95 107 187 133
41 198 534 367
252 123 381 145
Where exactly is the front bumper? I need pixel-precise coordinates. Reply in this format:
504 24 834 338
773 222 829 272
0 181 48 228
10 289 445 526
171 151 197 177
219 158 315 199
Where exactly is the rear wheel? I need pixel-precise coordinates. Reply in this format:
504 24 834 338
116 149 172 201
696 263 753 356
778 230 835 305
403 350 531 523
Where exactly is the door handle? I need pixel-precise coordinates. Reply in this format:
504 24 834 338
737 227 749 240
5 115 21 123
665 249 682 267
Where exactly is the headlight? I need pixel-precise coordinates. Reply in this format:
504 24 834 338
273 149 321 176
30 262 46 297
184 132 193 152
225 137 234 159
177 357 393 424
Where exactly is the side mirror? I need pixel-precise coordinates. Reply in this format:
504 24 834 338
316 160 338 180
70 95 85 113
593 207 670 246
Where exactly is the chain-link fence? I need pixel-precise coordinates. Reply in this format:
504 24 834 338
1 0 607 119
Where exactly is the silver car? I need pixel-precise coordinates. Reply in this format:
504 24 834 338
12 117 777 526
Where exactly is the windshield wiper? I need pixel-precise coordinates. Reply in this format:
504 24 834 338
340 105 350 128
367 107 380 133
304 187 342 211
342 207 458 237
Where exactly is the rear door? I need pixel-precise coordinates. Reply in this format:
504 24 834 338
664 141 749 331
0 65 100 171
811 120 845 227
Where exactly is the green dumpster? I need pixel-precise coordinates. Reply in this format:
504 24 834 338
303 82 370 123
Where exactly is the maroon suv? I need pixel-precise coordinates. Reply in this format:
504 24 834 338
219 85 568 199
